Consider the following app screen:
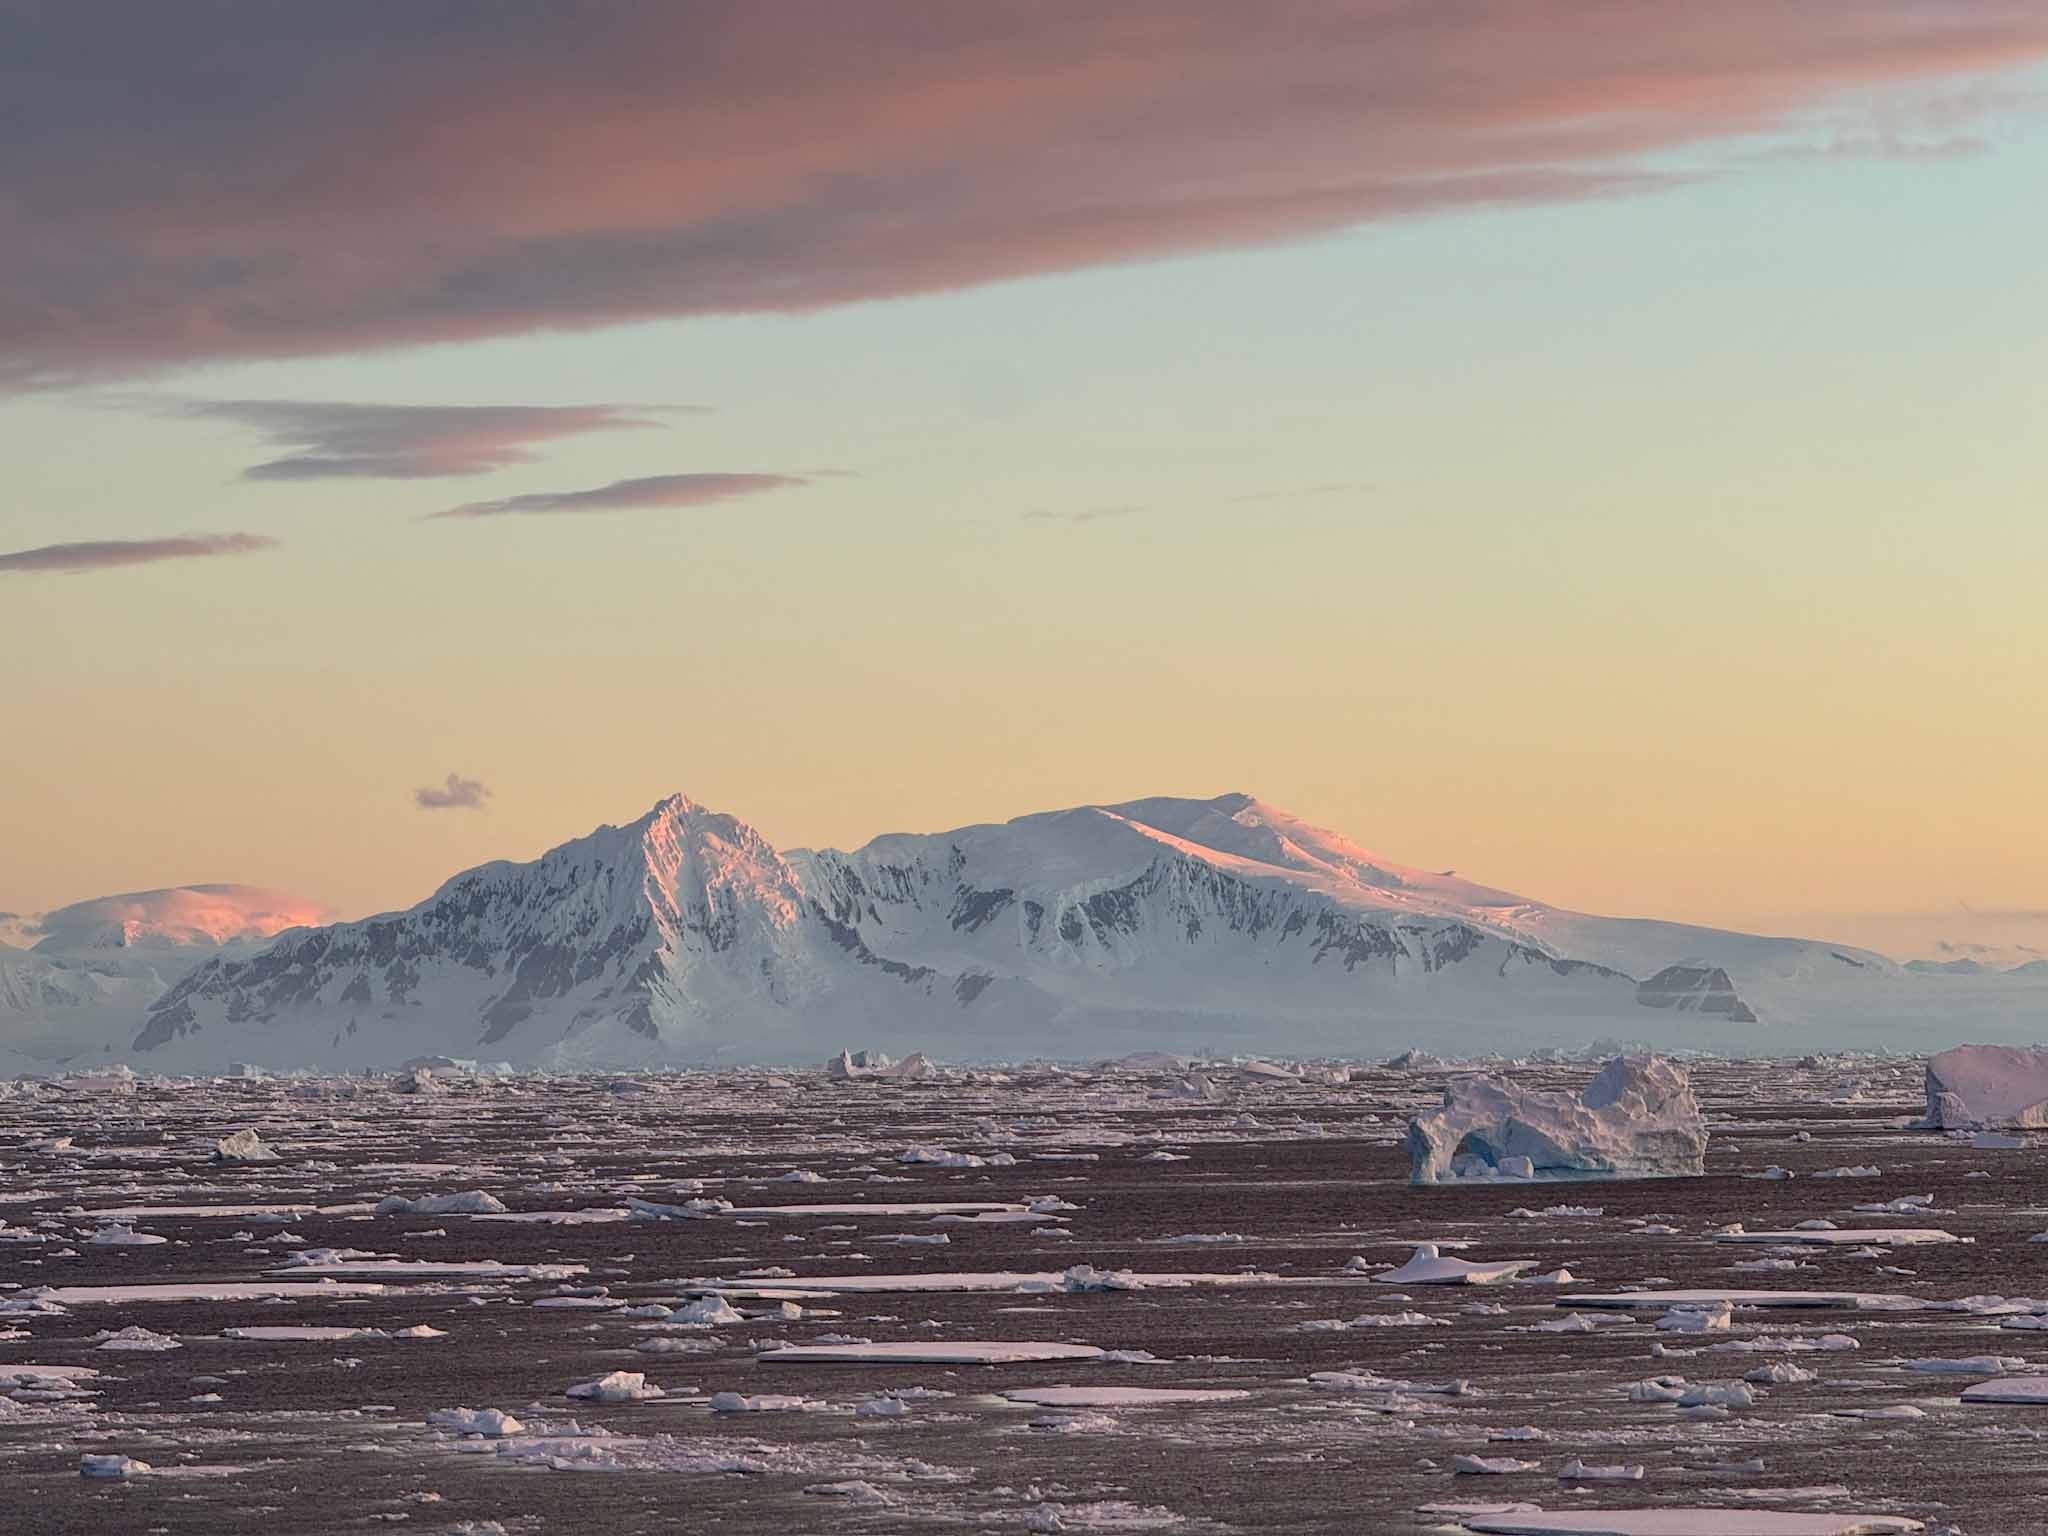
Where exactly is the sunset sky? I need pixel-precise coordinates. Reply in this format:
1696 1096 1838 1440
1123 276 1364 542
4 4 2045 961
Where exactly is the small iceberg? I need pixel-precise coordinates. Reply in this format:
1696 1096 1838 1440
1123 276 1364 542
1407 1056 1706 1185
1923 1044 2048 1130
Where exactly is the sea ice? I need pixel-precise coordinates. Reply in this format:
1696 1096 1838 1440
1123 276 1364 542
1570 1290 1906 1313
1456 1512 1924 1535
761 1341 1107 1365
997 1385 1249 1406
1714 1229 1959 1248
1960 1376 2048 1404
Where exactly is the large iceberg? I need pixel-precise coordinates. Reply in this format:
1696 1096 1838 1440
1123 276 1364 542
1923 1044 2048 1130
1407 1056 1707 1185
826 1049 937 1081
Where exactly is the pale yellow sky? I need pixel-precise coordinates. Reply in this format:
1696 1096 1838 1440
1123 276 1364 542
5 41 2045 958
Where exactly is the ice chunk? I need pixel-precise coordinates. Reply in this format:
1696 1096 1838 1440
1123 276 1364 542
94 1325 181 1351
1375 1242 1533 1286
79 1454 150 1479
1656 1304 1733 1334
1407 1057 1706 1185
708 1391 811 1412
85 1224 167 1246
1923 1044 2048 1130
1559 1460 1644 1481
212 1129 280 1163
565 1370 665 1402
426 1407 524 1436
374 1190 509 1216
625 1195 733 1221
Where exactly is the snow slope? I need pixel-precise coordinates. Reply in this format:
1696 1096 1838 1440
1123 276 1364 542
0 885 332 1070
16 884 333 953
9 792 2045 1071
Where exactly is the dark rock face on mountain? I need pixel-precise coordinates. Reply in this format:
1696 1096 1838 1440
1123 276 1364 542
1634 962 1759 1023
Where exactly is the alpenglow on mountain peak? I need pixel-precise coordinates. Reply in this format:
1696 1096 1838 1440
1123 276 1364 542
6 787 1962 1075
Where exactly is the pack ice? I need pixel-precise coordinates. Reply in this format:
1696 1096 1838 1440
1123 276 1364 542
1921 1044 2048 1130
1407 1056 1706 1184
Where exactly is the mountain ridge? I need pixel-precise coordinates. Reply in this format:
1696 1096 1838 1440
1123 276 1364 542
7 791 2043 1071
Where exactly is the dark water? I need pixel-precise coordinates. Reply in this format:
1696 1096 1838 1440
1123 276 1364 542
1 1058 2038 1533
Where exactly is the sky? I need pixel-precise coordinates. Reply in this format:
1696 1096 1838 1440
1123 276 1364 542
3 3 2045 962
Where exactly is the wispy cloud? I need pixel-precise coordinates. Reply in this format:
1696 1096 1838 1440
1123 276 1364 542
1958 902 2048 922
429 473 805 520
160 399 672 480
1024 505 1138 525
0 533 278 574
1227 481 1375 505
414 773 490 811
6 5 2045 382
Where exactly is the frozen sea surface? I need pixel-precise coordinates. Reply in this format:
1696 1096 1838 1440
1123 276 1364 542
0 1054 2040 1531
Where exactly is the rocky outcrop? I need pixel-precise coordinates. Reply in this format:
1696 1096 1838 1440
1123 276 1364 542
1635 962 1758 1023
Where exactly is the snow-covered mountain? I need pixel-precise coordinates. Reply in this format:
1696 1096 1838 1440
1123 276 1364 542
0 884 333 1069
3 883 332 954
8 793 2044 1071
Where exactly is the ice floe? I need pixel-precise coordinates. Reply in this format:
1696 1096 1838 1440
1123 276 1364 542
762 1341 1108 1365
1453 1512 1924 1534
1375 1243 1534 1286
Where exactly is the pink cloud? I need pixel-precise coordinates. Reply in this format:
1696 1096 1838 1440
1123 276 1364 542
0 533 279 574
428 472 805 519
4 4 2044 382
164 399 672 480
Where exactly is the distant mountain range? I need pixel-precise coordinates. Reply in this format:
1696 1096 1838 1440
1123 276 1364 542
4 794 2042 1071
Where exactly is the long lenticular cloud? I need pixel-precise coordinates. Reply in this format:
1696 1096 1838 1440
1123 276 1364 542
4 3 2046 383
0 533 280 575
165 400 669 480
430 473 806 519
